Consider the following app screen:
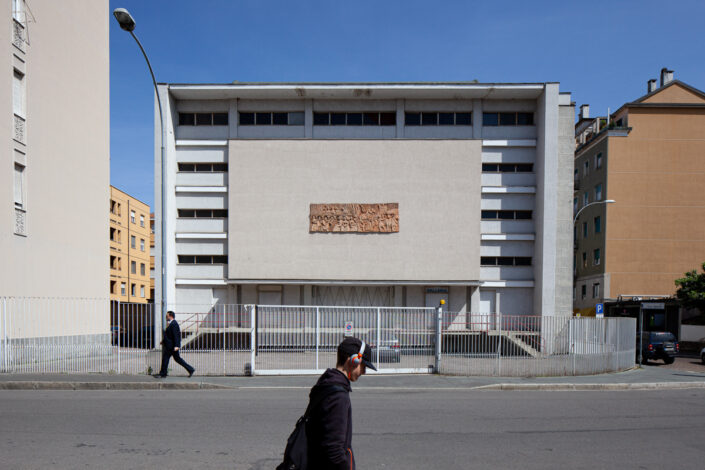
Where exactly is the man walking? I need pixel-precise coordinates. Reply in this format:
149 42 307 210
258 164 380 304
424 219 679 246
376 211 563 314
306 336 376 469
156 311 195 378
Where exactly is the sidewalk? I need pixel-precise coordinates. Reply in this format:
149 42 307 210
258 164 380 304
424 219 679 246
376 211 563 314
1 365 704 391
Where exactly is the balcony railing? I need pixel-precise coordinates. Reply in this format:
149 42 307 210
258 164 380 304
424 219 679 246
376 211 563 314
14 114 25 144
12 20 25 52
14 208 26 236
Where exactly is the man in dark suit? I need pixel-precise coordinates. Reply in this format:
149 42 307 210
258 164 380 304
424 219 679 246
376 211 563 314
156 311 195 378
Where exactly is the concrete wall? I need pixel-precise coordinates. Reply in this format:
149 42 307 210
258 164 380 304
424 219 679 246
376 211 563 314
0 1 110 337
228 140 481 282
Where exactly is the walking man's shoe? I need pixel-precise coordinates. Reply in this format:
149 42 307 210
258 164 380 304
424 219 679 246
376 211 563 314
188 369 195 378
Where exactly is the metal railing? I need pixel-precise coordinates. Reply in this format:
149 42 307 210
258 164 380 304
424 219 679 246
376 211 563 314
0 298 636 377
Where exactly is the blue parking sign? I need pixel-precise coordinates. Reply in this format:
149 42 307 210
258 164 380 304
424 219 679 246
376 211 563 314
596 303 604 317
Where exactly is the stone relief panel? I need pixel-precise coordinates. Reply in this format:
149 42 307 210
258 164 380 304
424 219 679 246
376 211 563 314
310 203 399 233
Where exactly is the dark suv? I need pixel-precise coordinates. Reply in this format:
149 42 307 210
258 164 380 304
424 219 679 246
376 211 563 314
637 331 679 364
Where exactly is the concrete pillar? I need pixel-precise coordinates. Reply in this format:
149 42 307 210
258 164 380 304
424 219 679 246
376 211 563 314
472 99 482 139
305 99 313 138
396 99 405 138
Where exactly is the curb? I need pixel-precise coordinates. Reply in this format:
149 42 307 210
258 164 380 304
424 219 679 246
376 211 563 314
0 381 232 390
474 381 705 391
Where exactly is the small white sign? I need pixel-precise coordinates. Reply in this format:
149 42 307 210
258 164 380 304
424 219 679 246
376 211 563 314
344 321 353 337
642 302 665 310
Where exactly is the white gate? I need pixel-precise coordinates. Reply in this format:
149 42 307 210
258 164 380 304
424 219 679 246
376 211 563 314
253 306 437 375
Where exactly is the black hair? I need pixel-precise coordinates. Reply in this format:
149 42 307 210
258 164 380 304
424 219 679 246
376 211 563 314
336 348 349 367
166 310 175 319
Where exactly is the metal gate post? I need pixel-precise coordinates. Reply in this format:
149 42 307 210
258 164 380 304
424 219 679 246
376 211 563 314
117 300 121 374
497 311 502 376
376 307 381 366
434 306 442 374
249 304 256 376
571 317 576 375
315 307 320 370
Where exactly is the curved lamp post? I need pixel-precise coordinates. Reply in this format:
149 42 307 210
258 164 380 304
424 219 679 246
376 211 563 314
573 199 615 225
113 8 167 341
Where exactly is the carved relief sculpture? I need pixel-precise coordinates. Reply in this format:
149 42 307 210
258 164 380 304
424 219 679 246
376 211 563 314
310 203 399 233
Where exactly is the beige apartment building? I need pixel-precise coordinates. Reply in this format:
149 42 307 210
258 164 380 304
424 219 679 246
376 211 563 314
0 1 109 346
110 186 151 303
573 69 705 320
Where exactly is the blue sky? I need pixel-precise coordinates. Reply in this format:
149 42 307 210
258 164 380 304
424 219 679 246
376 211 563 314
110 0 705 208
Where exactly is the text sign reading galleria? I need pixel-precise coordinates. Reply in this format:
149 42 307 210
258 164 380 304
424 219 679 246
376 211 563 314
309 203 399 233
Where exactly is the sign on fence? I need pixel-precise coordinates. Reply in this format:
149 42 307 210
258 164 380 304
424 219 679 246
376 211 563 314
344 321 353 337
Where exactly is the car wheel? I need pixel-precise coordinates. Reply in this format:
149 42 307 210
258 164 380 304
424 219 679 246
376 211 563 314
664 357 675 365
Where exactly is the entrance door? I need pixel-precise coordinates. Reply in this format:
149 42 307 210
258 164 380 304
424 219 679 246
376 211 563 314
478 290 496 330
425 287 449 312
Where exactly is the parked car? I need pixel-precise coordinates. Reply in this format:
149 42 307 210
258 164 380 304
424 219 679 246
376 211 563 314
110 326 124 345
637 331 678 364
369 333 402 363
700 346 705 365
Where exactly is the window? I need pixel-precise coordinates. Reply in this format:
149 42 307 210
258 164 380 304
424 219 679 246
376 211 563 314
482 112 533 126
178 112 228 126
314 112 396 126
14 163 25 210
595 152 603 169
110 200 117 214
583 161 589 177
140 215 145 227
573 197 578 213
177 209 227 218
593 248 601 266
595 183 603 201
594 216 601 234
481 210 532 220
582 222 588 238
110 255 117 270
131 261 136 274
130 210 135 223
480 257 532 266
121 282 126 296
140 263 146 276
482 163 533 172
582 252 587 268
178 255 228 264
583 192 589 206
131 284 136 296
581 284 586 299
140 238 145 252
140 285 145 298
239 111 304 126
13 70 25 118
405 112 471 126
130 235 136 249
117 203 121 216
592 283 600 298
177 162 228 172
110 280 116 295
13 0 23 23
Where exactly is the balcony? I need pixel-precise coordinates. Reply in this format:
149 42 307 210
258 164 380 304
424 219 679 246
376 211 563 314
13 114 25 144
14 208 26 236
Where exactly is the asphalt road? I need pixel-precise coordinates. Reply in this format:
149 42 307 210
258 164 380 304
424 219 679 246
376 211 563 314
1 386 705 469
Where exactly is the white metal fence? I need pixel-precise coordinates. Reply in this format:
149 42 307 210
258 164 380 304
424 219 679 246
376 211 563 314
0 298 636 377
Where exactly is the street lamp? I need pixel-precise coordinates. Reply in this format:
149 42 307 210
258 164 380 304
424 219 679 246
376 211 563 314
113 8 167 343
573 199 615 225
573 199 615 318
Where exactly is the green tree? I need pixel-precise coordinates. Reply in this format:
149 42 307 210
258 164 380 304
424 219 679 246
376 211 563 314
675 262 705 311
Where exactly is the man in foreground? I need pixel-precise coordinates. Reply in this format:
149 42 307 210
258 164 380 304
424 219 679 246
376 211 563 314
306 336 377 469
156 310 195 378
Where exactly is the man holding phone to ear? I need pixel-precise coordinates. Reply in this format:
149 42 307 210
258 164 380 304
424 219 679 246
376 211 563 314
306 336 377 470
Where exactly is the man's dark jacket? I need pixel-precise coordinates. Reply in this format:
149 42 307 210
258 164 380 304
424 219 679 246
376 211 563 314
162 320 181 349
306 368 354 470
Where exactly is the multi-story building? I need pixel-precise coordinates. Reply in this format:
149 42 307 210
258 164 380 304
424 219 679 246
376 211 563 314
154 82 574 321
0 1 109 346
110 186 151 304
150 212 155 301
573 69 705 327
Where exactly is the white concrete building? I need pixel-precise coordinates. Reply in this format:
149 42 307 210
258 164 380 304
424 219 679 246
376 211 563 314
155 82 574 318
0 0 109 344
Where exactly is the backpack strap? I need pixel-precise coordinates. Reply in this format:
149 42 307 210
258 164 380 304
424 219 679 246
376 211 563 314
304 384 347 418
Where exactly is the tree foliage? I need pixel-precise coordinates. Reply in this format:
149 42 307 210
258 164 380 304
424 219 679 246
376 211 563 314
675 262 705 311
